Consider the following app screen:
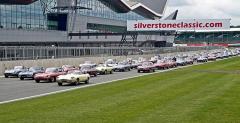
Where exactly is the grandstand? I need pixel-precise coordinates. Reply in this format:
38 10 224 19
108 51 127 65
174 28 240 46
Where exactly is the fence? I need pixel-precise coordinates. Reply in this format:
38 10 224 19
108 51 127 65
0 46 222 61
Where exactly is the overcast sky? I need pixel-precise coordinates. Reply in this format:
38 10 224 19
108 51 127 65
165 0 240 26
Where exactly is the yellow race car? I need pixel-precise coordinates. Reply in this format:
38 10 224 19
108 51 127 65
56 70 90 86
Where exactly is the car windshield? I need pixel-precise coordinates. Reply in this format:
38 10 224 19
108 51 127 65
157 60 165 64
45 68 58 72
62 65 74 68
105 59 116 64
68 70 82 75
14 66 23 69
106 61 113 64
177 59 183 61
118 62 127 65
29 67 42 71
142 62 151 66
81 65 91 70
98 64 106 67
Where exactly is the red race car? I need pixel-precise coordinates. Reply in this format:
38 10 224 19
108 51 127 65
34 67 66 83
62 65 78 72
154 60 169 70
167 60 177 68
138 62 156 73
80 65 98 77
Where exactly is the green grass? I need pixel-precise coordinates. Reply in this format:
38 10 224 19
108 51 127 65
1 57 240 123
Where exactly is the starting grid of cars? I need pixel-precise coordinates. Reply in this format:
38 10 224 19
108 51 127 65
3 48 240 86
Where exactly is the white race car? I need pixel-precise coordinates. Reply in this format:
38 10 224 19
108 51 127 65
96 64 113 75
57 70 90 86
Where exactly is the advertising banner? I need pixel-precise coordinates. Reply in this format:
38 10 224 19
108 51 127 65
127 19 230 31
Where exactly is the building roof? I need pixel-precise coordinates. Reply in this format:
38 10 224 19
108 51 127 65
164 10 178 20
1 0 168 20
0 0 37 5
98 0 168 19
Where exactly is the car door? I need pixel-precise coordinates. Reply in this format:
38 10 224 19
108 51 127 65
76 73 85 81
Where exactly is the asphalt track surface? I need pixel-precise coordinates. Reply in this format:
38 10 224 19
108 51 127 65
0 69 154 103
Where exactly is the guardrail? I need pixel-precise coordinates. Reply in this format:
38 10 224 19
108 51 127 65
0 46 222 61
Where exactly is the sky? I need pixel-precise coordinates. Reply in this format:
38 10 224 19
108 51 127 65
165 0 240 26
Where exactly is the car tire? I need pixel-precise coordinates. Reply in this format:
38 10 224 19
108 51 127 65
110 70 113 74
4 75 8 78
74 82 78 86
138 70 141 73
48 78 53 82
35 80 40 83
75 78 80 85
85 78 89 84
20 77 24 80
58 83 63 86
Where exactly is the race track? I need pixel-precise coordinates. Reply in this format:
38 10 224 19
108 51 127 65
0 70 152 102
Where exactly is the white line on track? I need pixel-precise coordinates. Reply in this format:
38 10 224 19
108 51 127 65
0 57 233 105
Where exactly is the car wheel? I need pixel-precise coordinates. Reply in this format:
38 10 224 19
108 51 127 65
75 78 80 85
35 80 40 83
138 70 141 73
4 75 8 78
58 83 63 86
85 78 89 84
153 69 155 72
53 77 57 82
74 82 78 86
110 70 113 74
48 78 53 82
20 77 24 80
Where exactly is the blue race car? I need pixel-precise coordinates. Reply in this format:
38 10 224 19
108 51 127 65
18 66 44 80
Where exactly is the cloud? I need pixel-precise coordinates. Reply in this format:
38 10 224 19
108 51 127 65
165 0 240 25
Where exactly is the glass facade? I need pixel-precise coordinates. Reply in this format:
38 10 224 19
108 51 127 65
78 0 145 21
0 0 145 30
87 23 126 32
0 1 46 29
